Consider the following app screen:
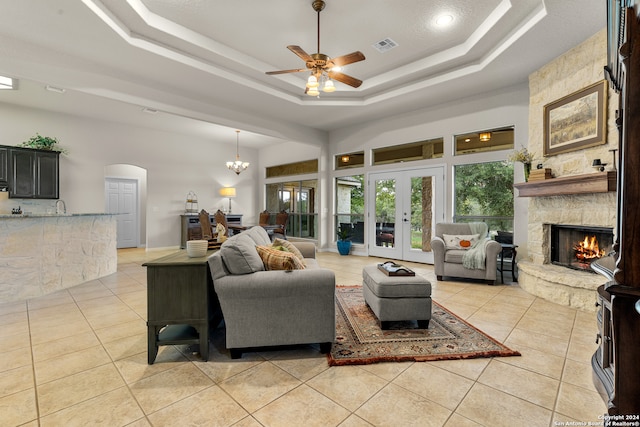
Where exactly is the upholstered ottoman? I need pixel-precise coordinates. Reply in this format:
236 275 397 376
362 264 432 330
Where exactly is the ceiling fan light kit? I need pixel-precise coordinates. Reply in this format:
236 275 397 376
265 0 365 97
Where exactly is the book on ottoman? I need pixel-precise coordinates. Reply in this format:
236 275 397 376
377 261 415 276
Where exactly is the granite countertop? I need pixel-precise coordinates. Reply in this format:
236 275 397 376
0 213 118 219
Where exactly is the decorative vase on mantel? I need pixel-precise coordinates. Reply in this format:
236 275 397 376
524 163 532 182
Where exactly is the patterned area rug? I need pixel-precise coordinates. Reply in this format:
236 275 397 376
328 286 520 366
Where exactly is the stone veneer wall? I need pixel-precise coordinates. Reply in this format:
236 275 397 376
0 214 117 302
519 28 619 311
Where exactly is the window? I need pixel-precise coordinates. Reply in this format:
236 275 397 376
335 152 364 169
266 180 317 239
454 161 514 233
335 175 364 244
372 138 443 165
266 159 317 178
455 126 514 155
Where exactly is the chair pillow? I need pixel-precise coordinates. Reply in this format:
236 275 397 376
256 245 306 271
272 238 305 262
219 234 265 274
442 233 480 250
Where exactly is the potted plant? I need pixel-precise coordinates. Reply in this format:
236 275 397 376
336 227 352 255
18 133 68 154
507 145 535 182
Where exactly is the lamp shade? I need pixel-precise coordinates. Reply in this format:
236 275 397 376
219 187 236 198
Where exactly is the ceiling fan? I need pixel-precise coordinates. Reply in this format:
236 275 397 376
265 0 365 95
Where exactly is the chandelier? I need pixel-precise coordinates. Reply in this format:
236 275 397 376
226 130 250 175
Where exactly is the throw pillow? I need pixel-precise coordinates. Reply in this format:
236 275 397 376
272 238 305 262
256 245 306 271
219 234 265 274
442 233 480 250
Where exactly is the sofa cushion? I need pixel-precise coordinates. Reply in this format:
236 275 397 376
444 249 466 264
272 238 304 262
219 234 265 275
442 233 480 250
243 226 272 246
256 245 306 271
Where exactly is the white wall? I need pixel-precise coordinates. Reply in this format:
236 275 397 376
0 103 260 249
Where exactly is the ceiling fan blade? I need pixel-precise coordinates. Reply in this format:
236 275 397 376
287 45 313 62
265 68 308 75
331 51 365 67
327 71 362 88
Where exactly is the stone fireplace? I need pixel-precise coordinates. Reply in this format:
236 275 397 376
517 188 617 311
518 29 619 311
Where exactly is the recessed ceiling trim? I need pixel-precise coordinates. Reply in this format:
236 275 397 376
363 3 548 106
365 0 512 89
81 0 547 108
82 0 304 105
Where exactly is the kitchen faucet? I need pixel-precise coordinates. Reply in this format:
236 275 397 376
56 199 66 214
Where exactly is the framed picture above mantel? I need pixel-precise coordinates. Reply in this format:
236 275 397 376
543 80 607 156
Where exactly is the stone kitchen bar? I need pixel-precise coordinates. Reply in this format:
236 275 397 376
0 213 117 302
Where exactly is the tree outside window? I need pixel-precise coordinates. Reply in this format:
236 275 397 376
454 161 514 233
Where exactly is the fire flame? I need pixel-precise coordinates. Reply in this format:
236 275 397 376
573 235 605 262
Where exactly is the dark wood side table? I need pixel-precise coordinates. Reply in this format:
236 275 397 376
143 250 221 364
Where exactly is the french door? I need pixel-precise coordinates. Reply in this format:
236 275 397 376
368 166 445 263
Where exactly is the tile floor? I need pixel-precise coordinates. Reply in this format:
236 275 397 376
0 248 607 426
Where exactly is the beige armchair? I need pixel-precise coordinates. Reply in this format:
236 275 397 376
430 222 502 285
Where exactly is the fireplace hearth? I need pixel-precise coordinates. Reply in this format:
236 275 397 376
550 224 614 272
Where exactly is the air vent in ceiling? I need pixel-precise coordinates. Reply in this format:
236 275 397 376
372 38 398 53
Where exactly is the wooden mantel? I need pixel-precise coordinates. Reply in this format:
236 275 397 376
514 170 617 197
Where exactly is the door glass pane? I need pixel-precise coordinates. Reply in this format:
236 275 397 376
265 180 318 239
375 178 396 247
295 179 317 238
410 176 435 251
335 175 364 244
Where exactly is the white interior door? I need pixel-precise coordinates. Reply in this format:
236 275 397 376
368 166 444 263
105 178 138 248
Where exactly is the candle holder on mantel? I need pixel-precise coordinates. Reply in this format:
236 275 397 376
185 191 199 214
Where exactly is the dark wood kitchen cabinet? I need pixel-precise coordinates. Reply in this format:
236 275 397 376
4 145 59 199
35 151 59 198
0 147 8 185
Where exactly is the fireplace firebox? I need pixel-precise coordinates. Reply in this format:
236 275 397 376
550 224 614 271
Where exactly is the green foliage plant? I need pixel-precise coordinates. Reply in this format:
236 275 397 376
337 227 351 241
18 133 68 154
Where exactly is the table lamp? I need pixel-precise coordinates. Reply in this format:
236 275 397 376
219 187 236 213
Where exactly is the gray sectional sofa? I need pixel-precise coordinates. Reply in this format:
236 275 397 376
207 226 336 358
